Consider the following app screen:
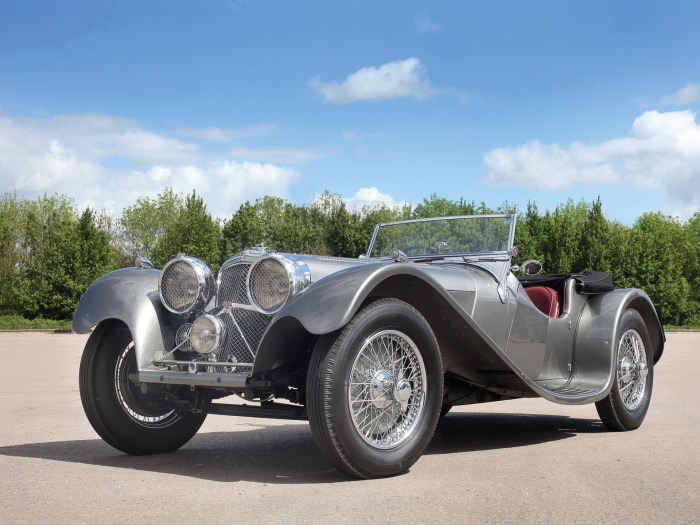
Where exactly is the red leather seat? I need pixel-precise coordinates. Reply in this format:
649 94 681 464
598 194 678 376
525 286 560 317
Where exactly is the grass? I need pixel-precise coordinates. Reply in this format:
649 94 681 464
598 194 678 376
0 314 72 331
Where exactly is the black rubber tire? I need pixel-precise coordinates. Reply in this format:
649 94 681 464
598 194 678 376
306 299 443 479
79 321 206 454
595 309 654 431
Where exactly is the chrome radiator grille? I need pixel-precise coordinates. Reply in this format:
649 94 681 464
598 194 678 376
213 261 273 371
218 263 251 306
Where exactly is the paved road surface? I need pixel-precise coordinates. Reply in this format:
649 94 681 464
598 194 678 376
0 332 697 524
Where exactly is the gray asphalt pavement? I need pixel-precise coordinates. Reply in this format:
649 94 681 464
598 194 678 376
0 331 697 524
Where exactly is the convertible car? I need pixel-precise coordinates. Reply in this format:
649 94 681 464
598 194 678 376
73 214 664 479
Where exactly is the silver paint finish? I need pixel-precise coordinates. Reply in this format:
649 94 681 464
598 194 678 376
72 267 176 369
258 261 480 337
573 288 663 402
73 216 664 409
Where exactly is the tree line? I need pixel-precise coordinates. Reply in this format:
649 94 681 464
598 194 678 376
1 190 698 325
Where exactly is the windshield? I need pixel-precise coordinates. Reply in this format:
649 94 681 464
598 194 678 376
367 214 516 259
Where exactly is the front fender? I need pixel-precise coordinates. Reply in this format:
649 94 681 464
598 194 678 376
275 263 462 333
252 264 454 375
574 288 664 401
253 263 514 380
72 268 182 369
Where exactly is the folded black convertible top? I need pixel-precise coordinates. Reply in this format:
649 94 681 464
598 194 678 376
518 270 614 295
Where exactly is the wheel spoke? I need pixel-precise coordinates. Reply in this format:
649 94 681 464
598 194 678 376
616 329 648 411
348 329 426 450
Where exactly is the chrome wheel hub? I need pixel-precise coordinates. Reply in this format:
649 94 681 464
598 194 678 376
348 330 427 450
616 328 649 411
370 370 394 409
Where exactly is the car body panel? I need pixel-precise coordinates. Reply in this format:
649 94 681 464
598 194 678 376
72 214 664 407
72 267 181 369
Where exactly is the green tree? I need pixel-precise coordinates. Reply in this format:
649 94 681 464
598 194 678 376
0 193 23 313
220 201 266 258
120 188 182 260
76 207 118 286
11 195 97 319
413 193 473 218
153 191 221 272
513 202 544 264
536 200 589 273
312 192 365 257
686 213 700 323
626 213 693 325
574 197 611 272
605 221 633 289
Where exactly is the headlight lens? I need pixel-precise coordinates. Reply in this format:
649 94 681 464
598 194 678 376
247 254 309 314
190 314 226 354
159 256 215 316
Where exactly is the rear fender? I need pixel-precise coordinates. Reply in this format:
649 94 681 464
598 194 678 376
574 288 664 399
72 268 183 369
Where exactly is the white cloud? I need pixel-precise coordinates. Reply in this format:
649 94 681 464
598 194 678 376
310 58 435 104
0 112 300 218
176 123 278 142
228 144 325 164
662 83 700 105
344 187 409 210
484 110 700 218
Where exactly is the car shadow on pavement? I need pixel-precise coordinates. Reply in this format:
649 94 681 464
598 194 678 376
429 412 605 455
0 412 604 483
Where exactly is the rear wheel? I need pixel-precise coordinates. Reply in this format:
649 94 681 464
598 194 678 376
595 309 654 431
307 299 443 478
79 321 206 454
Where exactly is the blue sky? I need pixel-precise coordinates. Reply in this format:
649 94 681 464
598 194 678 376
1 0 698 224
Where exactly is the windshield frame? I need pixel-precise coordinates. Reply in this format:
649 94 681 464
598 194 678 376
366 214 517 260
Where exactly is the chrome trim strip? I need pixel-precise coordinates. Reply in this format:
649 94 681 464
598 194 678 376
159 360 254 367
138 370 249 388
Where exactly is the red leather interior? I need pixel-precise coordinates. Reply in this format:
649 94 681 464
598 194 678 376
525 286 560 317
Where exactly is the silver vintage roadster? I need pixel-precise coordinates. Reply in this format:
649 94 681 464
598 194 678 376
73 214 664 478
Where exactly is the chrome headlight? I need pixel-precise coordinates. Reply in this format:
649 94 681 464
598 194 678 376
159 256 215 316
247 254 310 314
190 314 226 354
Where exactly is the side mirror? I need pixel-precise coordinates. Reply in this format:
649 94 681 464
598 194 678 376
521 260 543 276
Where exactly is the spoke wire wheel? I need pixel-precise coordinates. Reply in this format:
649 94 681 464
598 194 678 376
307 298 443 479
114 342 178 428
79 321 207 455
349 330 426 449
595 308 654 432
616 328 648 411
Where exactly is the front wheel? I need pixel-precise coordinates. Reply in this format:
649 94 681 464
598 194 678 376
595 309 654 431
79 321 206 454
307 299 443 478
